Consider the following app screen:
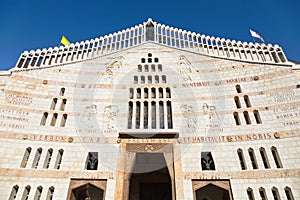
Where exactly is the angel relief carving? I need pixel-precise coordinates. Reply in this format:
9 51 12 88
202 103 221 131
177 55 194 83
103 56 125 83
79 104 98 131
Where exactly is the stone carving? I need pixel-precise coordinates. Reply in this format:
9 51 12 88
103 56 125 83
145 144 154 152
103 105 119 133
181 104 197 130
201 152 215 170
177 55 194 83
80 105 97 129
202 103 220 130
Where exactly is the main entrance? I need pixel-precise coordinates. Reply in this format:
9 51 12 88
129 153 172 200
115 143 176 200
193 180 233 200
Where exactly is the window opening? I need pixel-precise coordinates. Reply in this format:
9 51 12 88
284 187 294 200
271 146 283 168
32 148 42 168
233 112 241 125
43 148 53 169
34 186 43 200
59 88 65 96
254 110 262 124
259 187 267 200
247 187 254 200
21 186 31 200
8 185 19 200
259 147 270 169
40 112 48 126
201 152 215 170
60 114 67 127
144 102 148 129
167 101 173 129
50 113 58 126
237 148 247 170
128 102 133 129
54 149 64 169
151 101 156 129
244 95 251 107
243 111 251 125
20 147 31 168
85 152 98 170
271 187 280 200
46 186 54 200
50 98 57 110
136 101 141 129
248 148 258 169
60 99 67 111
236 85 242 93
234 96 241 108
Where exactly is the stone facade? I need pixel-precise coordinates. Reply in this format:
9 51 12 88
0 19 299 200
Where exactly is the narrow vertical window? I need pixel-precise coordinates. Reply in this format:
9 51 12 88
159 88 163 98
271 146 283 168
247 187 254 200
151 88 156 98
237 148 247 170
271 187 280 200
129 88 134 99
141 76 145 84
32 148 42 169
43 148 53 169
259 147 270 169
138 65 142 72
21 185 31 200
162 75 166 83
40 112 48 126
136 101 141 129
154 58 159 63
144 65 149 72
155 75 159 83
144 88 149 98
34 186 43 200
46 186 54 200
20 147 31 168
50 98 57 110
244 95 251 107
59 87 65 96
234 96 241 108
233 112 241 125
259 187 267 200
243 111 251 124
50 113 58 126
8 185 19 200
254 110 262 124
158 64 162 71
54 149 64 169
146 22 154 41
136 88 141 99
151 64 155 72
144 102 148 129
236 84 242 93
248 148 258 169
151 101 156 129
167 101 173 129
128 102 133 129
141 58 145 63
60 114 67 127
148 76 152 84
148 58 152 63
60 99 67 111
166 88 171 98
134 76 138 84
284 187 294 200
159 101 164 129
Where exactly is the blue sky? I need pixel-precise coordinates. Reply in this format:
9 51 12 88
0 0 299 70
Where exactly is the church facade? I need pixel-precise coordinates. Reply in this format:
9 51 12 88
0 19 299 200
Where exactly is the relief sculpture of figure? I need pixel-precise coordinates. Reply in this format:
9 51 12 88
177 55 193 83
181 104 197 129
103 56 125 83
80 105 97 129
103 105 119 133
202 103 220 130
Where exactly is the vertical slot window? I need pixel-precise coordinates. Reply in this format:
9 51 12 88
40 112 48 126
159 101 164 129
271 187 280 200
259 147 270 169
50 98 57 110
21 186 31 200
20 147 31 168
234 96 241 108
236 84 242 93
144 102 148 129
259 187 267 200
248 148 258 169
136 102 141 129
254 110 262 124
46 187 54 200
233 112 241 125
271 146 283 168
60 114 67 127
167 101 173 129
32 148 42 169
247 187 254 200
34 186 43 200
237 148 247 170
151 101 156 129
129 88 134 99
284 187 294 200
60 99 67 111
50 113 58 126
243 111 251 125
144 88 149 98
43 148 53 169
244 95 251 107
151 88 156 98
8 185 19 200
128 102 133 129
59 88 65 96
54 149 64 170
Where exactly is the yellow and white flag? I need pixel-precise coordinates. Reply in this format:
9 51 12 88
60 35 71 46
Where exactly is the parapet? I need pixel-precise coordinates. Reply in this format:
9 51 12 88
12 18 292 71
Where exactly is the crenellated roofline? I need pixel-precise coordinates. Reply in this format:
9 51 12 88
12 18 293 71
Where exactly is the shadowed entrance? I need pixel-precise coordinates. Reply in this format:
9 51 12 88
129 153 172 200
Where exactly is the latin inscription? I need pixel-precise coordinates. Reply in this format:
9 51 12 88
5 94 33 106
0 108 29 129
269 90 300 103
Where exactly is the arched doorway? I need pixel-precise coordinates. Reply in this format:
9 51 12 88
193 181 233 200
